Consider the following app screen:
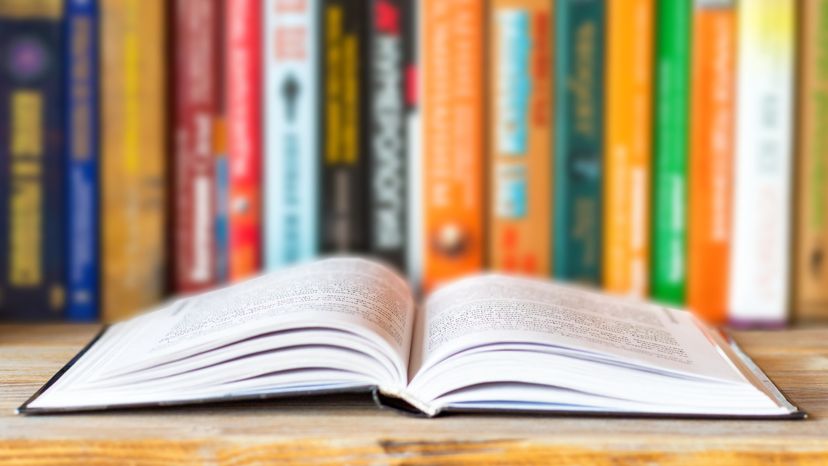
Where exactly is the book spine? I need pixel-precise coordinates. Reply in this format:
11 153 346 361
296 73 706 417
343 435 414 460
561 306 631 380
367 0 409 271
729 0 795 326
405 0 420 285
319 0 371 254
602 0 653 296
0 0 65 321
489 0 553 276
794 0 828 322
553 0 605 284
64 0 99 321
652 0 692 305
421 0 486 291
226 0 262 281
173 0 220 293
101 0 167 321
687 0 736 324
264 0 319 269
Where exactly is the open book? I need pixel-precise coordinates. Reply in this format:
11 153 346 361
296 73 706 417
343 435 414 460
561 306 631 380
20 258 803 418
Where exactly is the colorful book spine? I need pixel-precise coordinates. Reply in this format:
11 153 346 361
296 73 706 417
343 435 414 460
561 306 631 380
603 0 653 296
652 0 692 305
687 0 736 324
214 10 229 284
489 0 553 276
729 0 795 326
100 0 167 321
226 0 262 281
421 0 486 291
264 0 319 269
553 0 604 284
65 0 99 321
405 0 420 284
0 0 65 320
319 0 370 254
368 0 410 271
795 0 828 322
173 0 220 292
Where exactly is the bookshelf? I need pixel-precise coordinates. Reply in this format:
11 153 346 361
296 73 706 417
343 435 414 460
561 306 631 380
2 323 827 464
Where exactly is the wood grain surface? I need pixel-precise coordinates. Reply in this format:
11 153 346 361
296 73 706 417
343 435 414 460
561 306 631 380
1 324 827 465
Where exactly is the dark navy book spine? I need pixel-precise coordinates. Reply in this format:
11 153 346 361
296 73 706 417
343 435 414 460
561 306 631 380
65 0 99 321
0 2 66 320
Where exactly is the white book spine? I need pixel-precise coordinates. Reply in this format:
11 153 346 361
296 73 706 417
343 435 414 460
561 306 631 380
265 0 318 270
728 0 795 324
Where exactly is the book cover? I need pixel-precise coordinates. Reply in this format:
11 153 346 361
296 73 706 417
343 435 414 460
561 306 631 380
264 0 319 269
64 0 99 321
729 0 795 326
794 0 828 322
421 0 486 291
652 0 692 305
602 0 653 296
488 0 553 276
319 0 371 255
172 0 220 293
100 0 167 321
226 0 262 281
0 0 65 321
367 0 410 271
553 0 604 284
687 0 736 325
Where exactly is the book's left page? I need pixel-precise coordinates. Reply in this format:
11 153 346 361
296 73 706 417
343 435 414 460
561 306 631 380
100 0 167 321
22 258 416 413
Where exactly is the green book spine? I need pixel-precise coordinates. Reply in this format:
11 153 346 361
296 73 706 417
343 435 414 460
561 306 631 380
652 0 692 304
553 0 605 283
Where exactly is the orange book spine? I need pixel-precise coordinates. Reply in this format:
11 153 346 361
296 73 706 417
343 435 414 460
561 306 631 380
422 0 486 291
488 0 553 276
687 1 736 324
602 0 653 296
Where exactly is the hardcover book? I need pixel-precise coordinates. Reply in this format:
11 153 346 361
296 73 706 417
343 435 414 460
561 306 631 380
0 0 66 320
488 0 553 277
421 0 486 291
264 0 319 270
602 0 653 297
319 0 371 255
793 0 828 322
553 0 605 284
367 0 411 271
172 0 221 292
729 0 795 326
652 0 692 305
100 0 167 321
64 0 99 321
227 0 262 281
687 0 736 325
20 257 804 420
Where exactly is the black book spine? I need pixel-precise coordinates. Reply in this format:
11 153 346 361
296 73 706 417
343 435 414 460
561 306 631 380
367 0 409 270
319 0 371 254
0 2 65 320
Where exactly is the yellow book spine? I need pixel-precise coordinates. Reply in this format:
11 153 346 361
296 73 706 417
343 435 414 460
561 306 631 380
101 0 167 321
602 0 653 296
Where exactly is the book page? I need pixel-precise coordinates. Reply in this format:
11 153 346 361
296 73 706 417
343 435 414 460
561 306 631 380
96 258 416 380
410 275 746 383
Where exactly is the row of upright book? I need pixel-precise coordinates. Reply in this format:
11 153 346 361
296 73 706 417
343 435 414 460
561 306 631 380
1 0 827 327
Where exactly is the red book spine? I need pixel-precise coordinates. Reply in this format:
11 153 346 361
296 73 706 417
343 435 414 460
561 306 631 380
173 0 220 292
226 0 263 281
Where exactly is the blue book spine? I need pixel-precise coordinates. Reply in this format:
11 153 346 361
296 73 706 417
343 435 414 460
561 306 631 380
0 2 66 320
265 0 319 269
64 0 99 321
215 147 229 282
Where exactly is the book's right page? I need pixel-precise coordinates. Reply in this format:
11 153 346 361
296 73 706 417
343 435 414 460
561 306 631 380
405 275 801 418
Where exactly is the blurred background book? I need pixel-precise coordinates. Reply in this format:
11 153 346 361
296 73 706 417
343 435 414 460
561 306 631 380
1 0 826 327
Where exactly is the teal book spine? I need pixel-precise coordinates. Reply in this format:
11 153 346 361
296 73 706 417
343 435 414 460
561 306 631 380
553 0 605 283
652 0 692 305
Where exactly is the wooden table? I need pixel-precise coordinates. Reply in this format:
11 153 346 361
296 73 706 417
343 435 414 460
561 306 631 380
1 324 827 465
